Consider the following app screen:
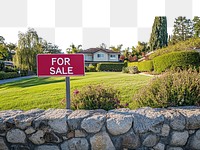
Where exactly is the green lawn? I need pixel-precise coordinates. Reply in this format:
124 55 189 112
0 72 153 110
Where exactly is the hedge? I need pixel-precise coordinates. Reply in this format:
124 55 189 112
0 71 20 80
128 60 153 72
96 63 124 72
153 51 200 73
0 61 4 71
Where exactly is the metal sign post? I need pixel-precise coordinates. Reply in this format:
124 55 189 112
66 77 70 109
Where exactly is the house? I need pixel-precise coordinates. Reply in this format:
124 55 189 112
79 48 120 66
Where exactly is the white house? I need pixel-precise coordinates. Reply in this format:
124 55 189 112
79 48 120 65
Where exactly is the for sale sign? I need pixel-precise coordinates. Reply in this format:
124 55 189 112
37 54 85 77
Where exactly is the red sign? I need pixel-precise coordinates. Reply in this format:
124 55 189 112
37 54 85 77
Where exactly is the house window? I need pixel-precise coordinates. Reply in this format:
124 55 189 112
110 54 116 59
97 54 104 58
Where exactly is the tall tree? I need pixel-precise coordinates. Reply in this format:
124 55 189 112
149 16 168 51
171 16 193 44
193 16 200 38
14 28 43 72
66 43 82 54
109 44 123 52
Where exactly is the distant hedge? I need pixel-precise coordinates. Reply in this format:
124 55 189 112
153 51 200 73
128 60 153 72
96 63 124 72
0 71 20 80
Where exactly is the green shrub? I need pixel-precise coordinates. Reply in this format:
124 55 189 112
3 66 17 72
133 68 200 108
0 61 5 71
122 67 129 73
122 66 139 74
96 63 124 72
149 37 200 59
128 62 138 67
124 60 128 67
20 70 28 76
153 51 200 73
85 66 89 72
128 60 153 72
72 85 127 110
85 64 96 72
0 71 20 80
138 60 154 72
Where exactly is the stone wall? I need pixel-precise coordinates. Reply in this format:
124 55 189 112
0 107 200 150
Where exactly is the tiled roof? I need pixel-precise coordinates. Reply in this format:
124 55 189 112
79 48 120 54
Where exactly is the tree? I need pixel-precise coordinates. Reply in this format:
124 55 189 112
149 16 168 51
66 43 82 54
171 16 193 44
135 41 149 54
193 16 200 38
109 44 123 52
43 43 62 54
0 36 9 60
0 44 8 60
98 43 107 49
0 36 5 44
6 43 17 61
14 28 43 72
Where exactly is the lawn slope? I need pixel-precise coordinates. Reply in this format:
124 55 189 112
0 72 152 110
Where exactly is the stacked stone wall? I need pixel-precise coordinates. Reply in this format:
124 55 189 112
0 107 200 150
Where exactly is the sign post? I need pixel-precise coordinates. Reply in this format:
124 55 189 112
66 77 70 109
37 54 85 109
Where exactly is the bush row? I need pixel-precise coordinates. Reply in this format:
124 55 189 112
153 51 200 73
128 60 154 72
96 63 124 72
0 71 20 80
128 51 200 73
149 37 200 59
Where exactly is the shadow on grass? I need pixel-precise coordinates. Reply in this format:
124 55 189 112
1 77 67 88
0 73 90 88
4 77 82 88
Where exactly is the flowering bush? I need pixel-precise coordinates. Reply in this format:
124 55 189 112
133 68 200 108
72 85 128 110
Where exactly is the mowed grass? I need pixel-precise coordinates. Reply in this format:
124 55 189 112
0 72 153 110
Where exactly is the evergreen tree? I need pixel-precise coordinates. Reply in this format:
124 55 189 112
193 16 200 38
149 16 168 51
171 16 193 44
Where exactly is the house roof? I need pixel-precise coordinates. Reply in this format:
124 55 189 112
79 48 120 54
